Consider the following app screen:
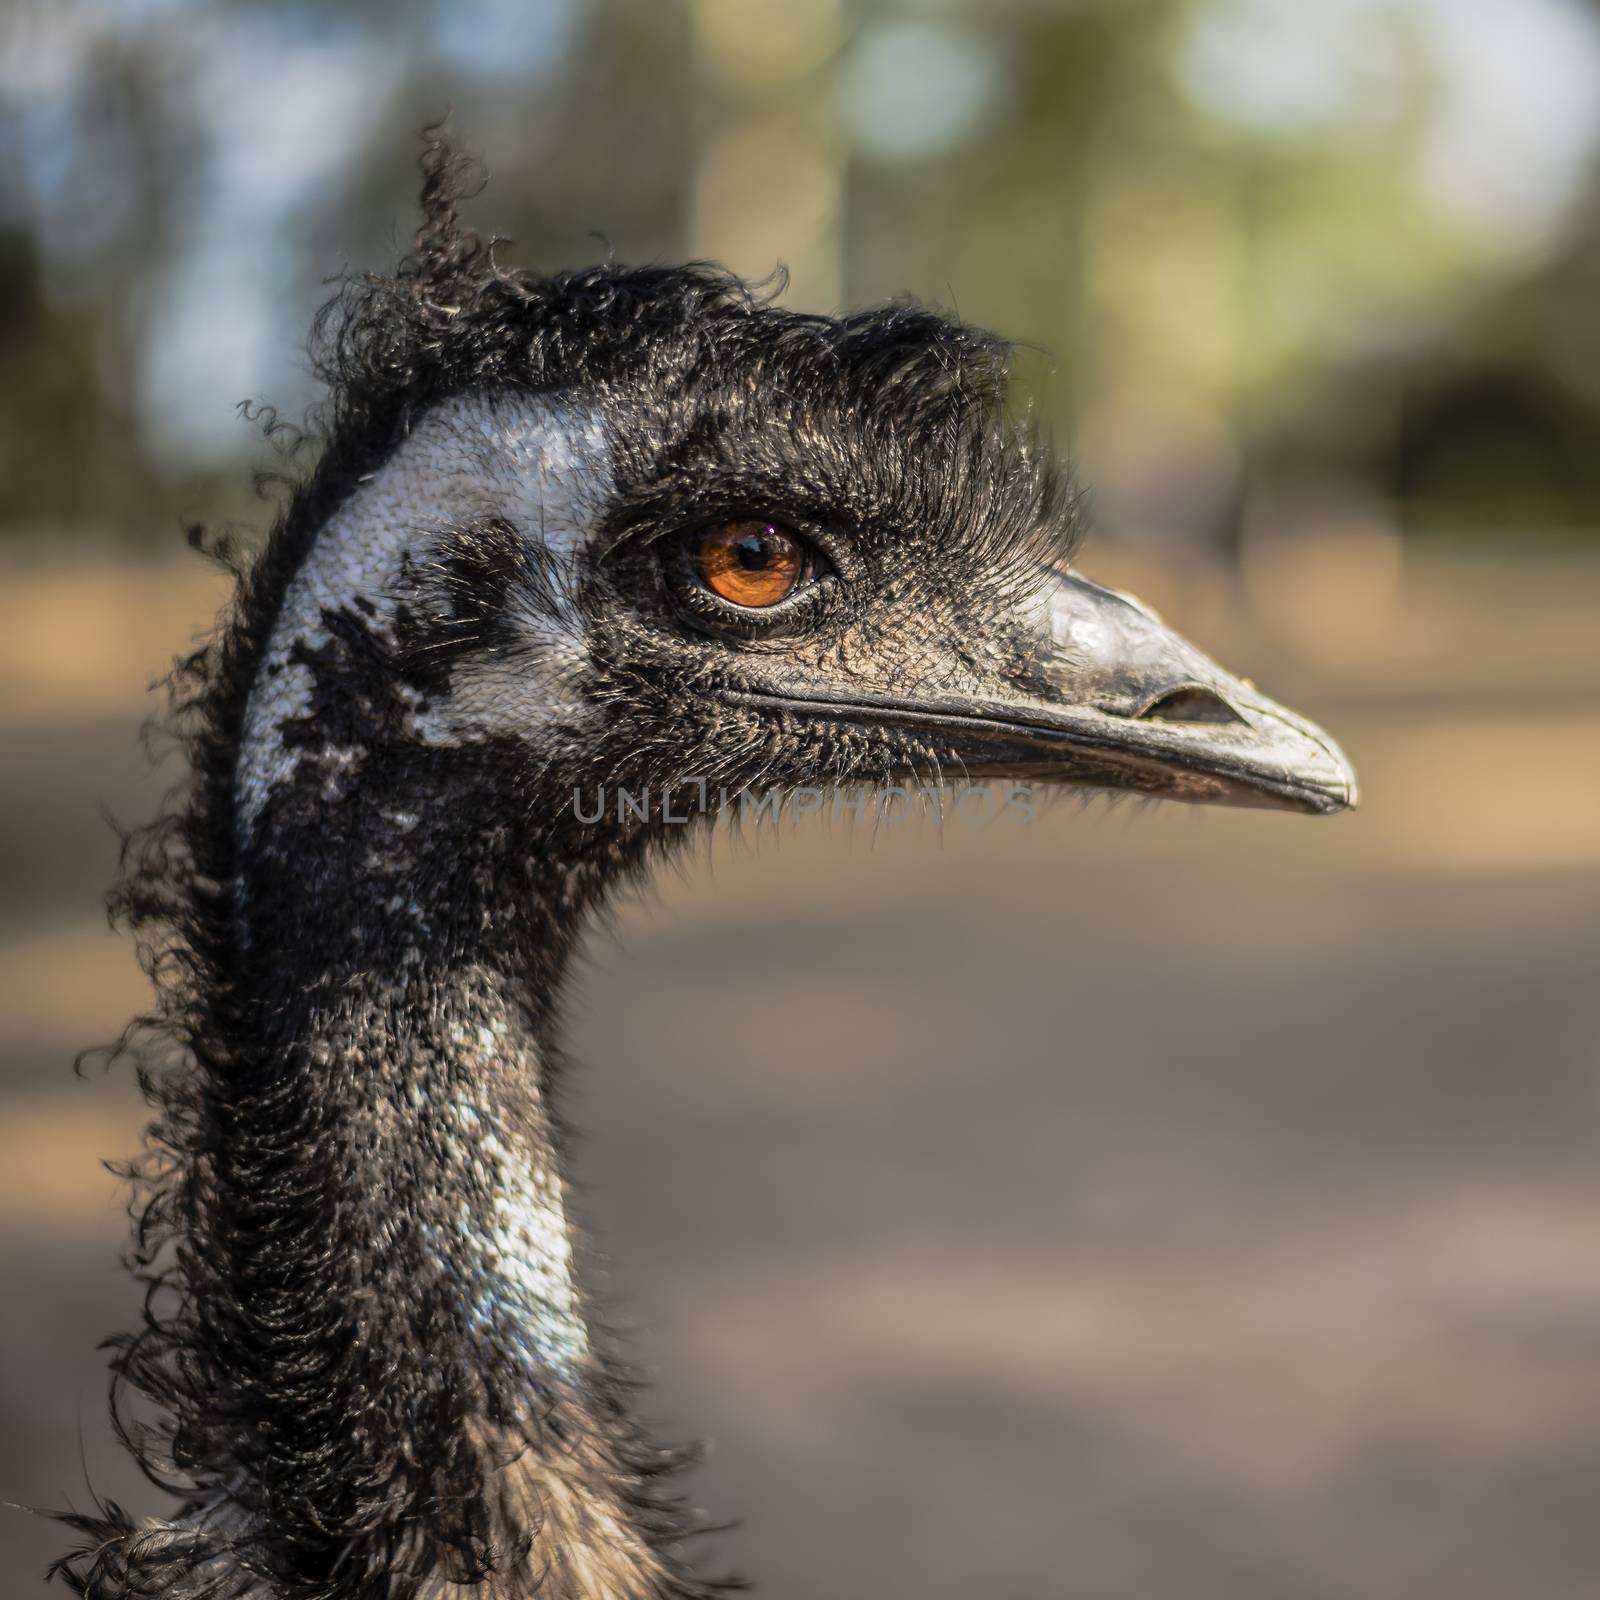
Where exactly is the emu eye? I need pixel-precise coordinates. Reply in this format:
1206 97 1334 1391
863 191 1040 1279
696 520 811 608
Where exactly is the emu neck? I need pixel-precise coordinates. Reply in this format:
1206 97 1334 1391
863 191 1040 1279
217 743 671 1591
197 392 701 1592
233 844 585 1382
238 796 589 1380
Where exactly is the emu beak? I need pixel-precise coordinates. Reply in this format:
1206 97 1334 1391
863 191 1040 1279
743 570 1357 814
977 569 1359 815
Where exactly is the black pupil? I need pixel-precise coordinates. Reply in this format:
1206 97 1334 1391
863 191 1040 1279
735 530 777 570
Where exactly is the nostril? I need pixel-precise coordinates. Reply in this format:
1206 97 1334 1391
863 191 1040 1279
1138 686 1246 725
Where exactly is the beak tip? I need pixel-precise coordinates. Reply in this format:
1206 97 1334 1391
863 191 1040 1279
1300 749 1359 818
1247 704 1358 818
1318 736 1360 816
1320 782 1359 816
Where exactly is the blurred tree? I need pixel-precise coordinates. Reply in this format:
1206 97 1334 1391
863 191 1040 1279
2 0 1599 544
0 228 164 532
845 4 1119 438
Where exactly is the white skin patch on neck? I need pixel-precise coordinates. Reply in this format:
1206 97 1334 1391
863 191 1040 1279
236 392 612 839
431 1013 590 1376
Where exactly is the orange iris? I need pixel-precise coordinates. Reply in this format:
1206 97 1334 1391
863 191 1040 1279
696 520 806 608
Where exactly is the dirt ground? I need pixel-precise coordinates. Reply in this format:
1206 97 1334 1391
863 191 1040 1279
2 543 1597 1598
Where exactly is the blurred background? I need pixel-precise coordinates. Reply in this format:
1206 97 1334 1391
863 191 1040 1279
2 0 1598 1595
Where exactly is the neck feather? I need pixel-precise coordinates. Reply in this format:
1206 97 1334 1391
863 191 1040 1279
81 390 727 1597
190 774 695 1597
172 752 730 1600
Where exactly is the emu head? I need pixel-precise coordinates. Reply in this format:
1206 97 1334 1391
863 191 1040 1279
238 264 1355 868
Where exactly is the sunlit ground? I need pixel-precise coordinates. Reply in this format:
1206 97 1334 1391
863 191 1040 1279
2 543 1597 1598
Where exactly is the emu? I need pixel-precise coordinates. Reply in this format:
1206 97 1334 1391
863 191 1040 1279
54 149 1354 1599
